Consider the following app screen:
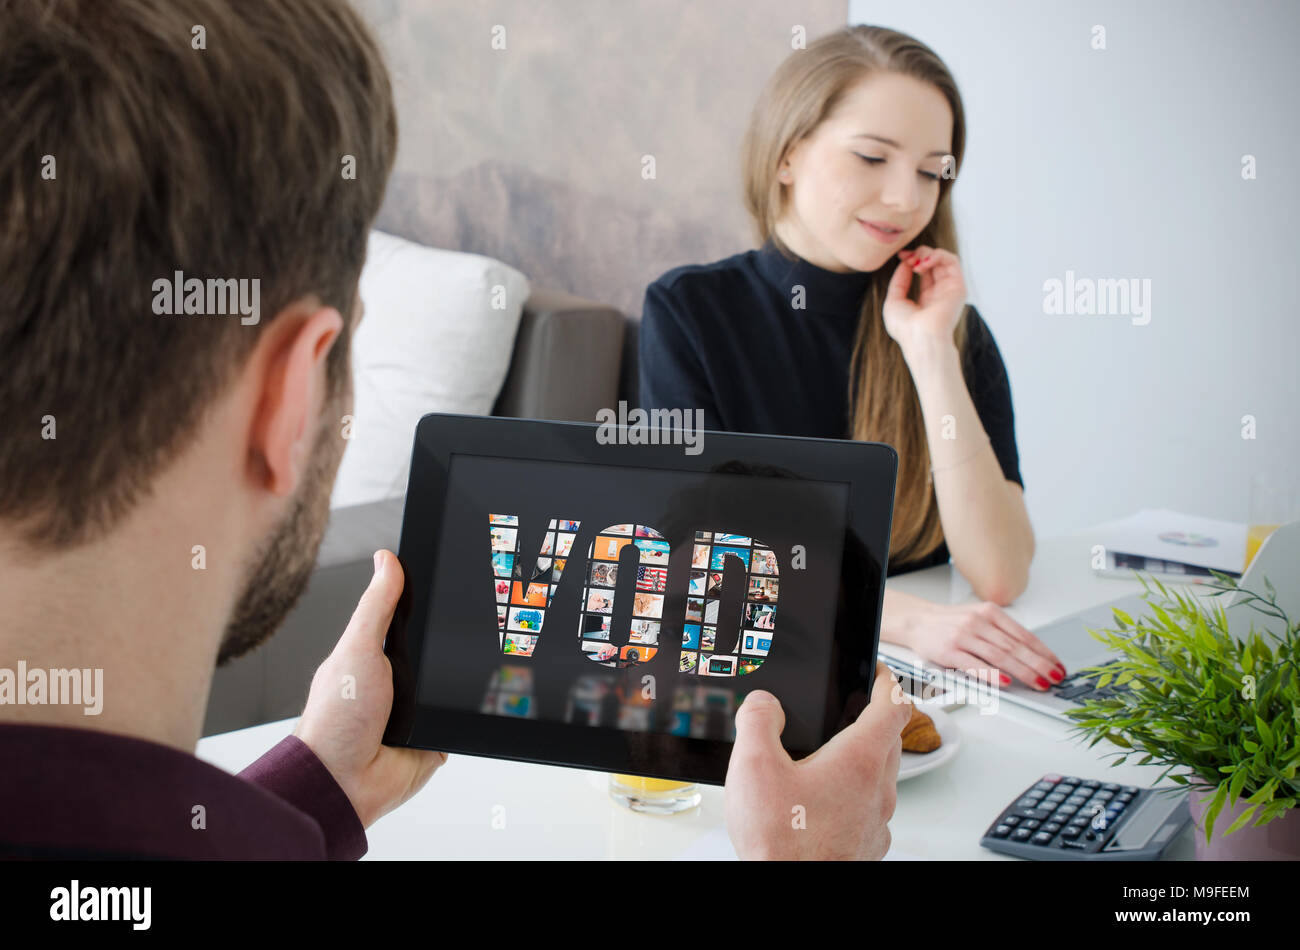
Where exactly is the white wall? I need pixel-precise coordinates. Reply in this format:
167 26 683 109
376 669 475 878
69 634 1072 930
848 0 1300 538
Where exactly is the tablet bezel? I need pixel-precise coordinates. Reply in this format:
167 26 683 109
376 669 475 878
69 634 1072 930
382 413 897 786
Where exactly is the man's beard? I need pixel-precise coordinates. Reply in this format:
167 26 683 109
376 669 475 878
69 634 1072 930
216 397 348 666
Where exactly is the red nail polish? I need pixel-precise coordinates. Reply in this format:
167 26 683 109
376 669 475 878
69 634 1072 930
999 673 1011 687
1035 676 1050 690
1049 669 1063 683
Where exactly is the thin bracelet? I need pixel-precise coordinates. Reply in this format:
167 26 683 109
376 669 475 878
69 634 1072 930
928 435 990 482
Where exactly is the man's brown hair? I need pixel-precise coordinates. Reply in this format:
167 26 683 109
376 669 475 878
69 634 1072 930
0 0 396 550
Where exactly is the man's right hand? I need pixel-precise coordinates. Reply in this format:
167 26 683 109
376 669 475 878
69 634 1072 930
293 550 446 827
723 662 911 860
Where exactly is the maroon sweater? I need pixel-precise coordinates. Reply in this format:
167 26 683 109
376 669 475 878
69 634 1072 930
0 723 366 860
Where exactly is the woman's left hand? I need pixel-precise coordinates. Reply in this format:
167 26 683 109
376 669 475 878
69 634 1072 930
882 246 967 355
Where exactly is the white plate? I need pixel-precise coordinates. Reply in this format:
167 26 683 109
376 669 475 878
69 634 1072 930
898 703 961 781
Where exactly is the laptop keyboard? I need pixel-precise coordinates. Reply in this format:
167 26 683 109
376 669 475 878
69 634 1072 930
1050 659 1129 702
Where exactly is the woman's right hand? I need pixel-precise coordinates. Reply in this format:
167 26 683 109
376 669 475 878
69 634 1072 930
889 594 1065 691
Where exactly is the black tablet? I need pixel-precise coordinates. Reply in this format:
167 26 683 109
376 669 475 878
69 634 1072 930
382 413 897 786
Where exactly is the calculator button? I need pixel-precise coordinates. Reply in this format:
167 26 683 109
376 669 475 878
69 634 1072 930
1022 820 1040 830
1019 808 1052 821
1004 815 1020 826
1044 822 1062 834
1080 779 1100 789
1066 795 1088 805
1013 828 1033 841
1069 816 1089 828
1117 792 1135 803
1032 781 1056 792
1109 800 1127 812
1044 793 1066 804
1102 783 1121 792
1056 805 1077 816
1060 826 1081 839
992 824 1012 838
1122 785 1139 795
1032 831 1053 845
1016 797 1040 809
1093 789 1114 800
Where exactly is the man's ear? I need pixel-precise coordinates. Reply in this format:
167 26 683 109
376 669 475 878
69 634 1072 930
248 304 344 497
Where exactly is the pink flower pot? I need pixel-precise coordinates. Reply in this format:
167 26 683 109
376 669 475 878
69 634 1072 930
1187 786 1300 860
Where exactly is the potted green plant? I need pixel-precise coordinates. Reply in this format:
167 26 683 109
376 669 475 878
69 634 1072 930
1066 572 1299 859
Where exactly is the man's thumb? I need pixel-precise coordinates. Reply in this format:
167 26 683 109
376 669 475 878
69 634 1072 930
731 690 786 760
337 549 404 653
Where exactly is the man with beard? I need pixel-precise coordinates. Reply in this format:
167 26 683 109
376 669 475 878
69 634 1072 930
0 0 909 862
0 0 442 860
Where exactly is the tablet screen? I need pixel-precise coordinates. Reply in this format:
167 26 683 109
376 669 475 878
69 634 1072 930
414 453 851 755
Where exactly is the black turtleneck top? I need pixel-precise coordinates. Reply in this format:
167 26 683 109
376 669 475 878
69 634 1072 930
637 239 1022 574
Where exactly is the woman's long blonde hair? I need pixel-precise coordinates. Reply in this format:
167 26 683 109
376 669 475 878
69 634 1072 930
740 25 969 567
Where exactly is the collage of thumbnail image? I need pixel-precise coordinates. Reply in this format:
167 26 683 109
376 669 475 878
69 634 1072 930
681 531 777 677
489 514 576 658
576 523 671 667
487 516 778 677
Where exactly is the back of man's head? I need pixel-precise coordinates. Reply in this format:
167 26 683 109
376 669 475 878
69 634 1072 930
0 0 396 551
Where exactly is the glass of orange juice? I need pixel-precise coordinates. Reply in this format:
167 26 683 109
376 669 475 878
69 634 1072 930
1246 472 1297 570
1245 523 1279 569
608 774 701 814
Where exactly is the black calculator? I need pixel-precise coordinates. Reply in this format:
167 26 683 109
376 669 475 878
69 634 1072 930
981 773 1190 860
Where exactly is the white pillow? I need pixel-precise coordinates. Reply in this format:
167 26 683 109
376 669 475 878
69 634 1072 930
330 230 528 509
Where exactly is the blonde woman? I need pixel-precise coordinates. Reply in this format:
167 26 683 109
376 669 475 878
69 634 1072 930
640 25 1064 691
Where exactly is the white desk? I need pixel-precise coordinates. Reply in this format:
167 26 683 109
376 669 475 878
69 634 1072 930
195 528 1197 860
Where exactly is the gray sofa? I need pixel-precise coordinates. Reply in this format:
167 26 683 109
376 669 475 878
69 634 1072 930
202 287 627 736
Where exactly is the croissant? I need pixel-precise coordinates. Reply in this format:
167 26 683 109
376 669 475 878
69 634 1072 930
900 703 942 754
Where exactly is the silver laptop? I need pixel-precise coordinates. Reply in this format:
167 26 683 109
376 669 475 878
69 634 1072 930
1000 520 1300 719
